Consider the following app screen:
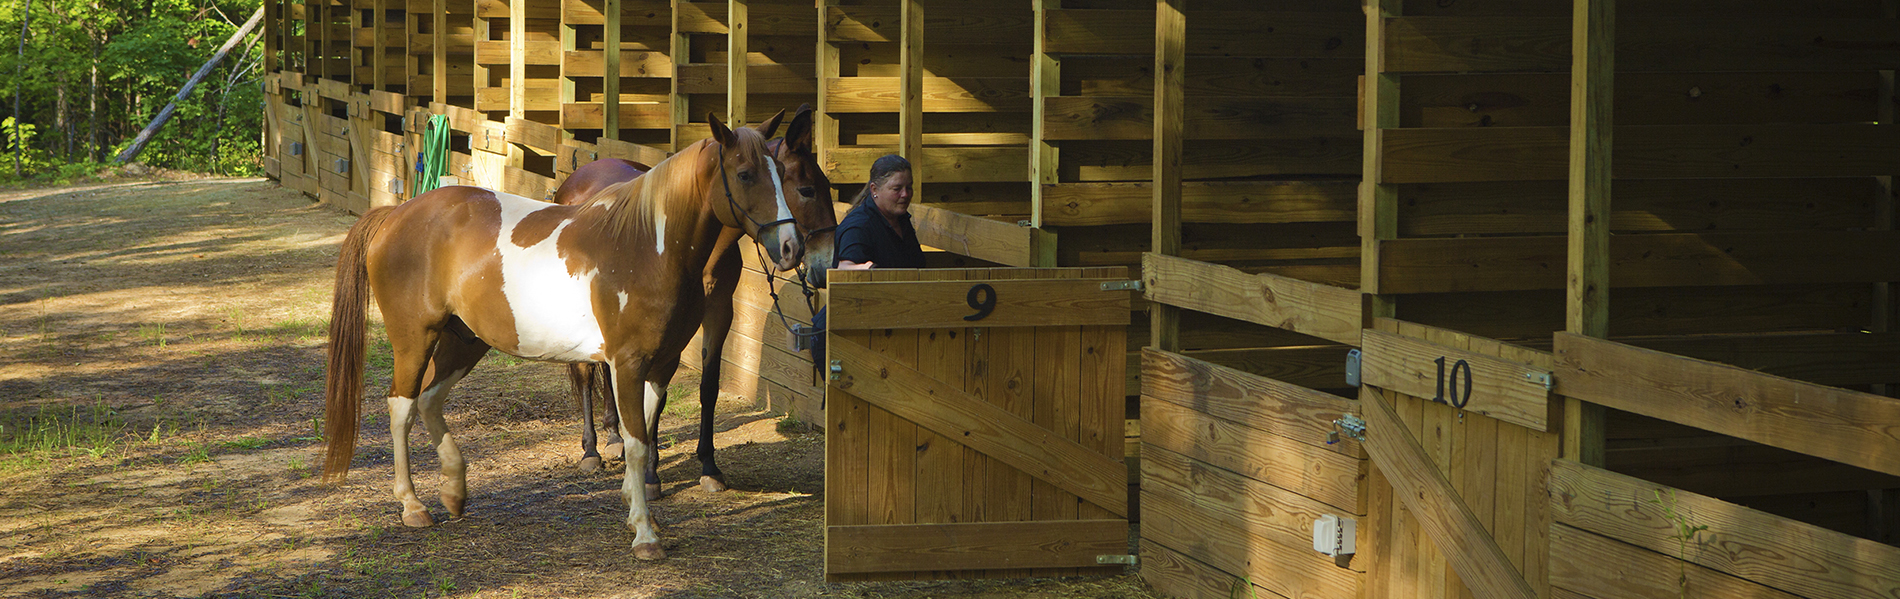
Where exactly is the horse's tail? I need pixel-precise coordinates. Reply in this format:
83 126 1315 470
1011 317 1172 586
322 206 397 482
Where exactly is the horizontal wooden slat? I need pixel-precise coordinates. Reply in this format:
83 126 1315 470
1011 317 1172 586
1361 391 1536 599
825 520 1124 574
1139 541 1280 599
676 63 816 95
559 0 670 26
825 147 1027 185
1382 124 1900 183
826 4 1031 44
473 40 561 65
1063 55 1360 98
560 50 673 78
474 0 561 19
1397 178 1878 236
1360 328 1550 431
1625 332 1900 387
1143 253 1361 346
1065 138 1361 181
1141 457 1364 598
1387 17 1900 74
825 77 1029 113
560 102 674 129
1044 9 1361 57
1043 96 1356 140
678 1 813 35
828 338 1127 517
1131 346 1354 398
827 278 1130 330
1550 460 1900 599
1379 231 1900 294
1400 71 1879 128
1141 394 1362 513
1141 348 1359 456
1553 333 1900 478
1043 181 1355 227
1550 523 1805 599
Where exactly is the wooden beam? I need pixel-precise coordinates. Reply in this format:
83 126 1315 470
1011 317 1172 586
1143 253 1362 347
433 0 447 102
1141 348 1360 457
1553 333 1900 478
1361 392 1538 599
827 338 1127 517
825 520 1125 574
1565 0 1613 470
1151 0 1186 354
1381 124 1900 184
1142 396 1363 513
899 0 922 187
1550 460 1900 599
1550 523 1806 599
1041 181 1356 227
826 278 1131 330
1360 329 1551 431
1141 452 1367 597
1361 0 1401 326
1028 0 1058 229
726 0 746 126
823 147 1026 184
821 77 1030 113
815 0 839 171
1377 231 1900 293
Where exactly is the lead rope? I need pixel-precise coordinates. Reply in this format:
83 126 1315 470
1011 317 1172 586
714 140 834 384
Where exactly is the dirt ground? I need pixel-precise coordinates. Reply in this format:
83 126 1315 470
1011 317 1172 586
0 178 1166 598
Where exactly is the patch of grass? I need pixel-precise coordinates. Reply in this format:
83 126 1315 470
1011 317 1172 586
776 413 806 434
225 307 249 340
138 322 168 347
222 436 270 450
0 402 130 461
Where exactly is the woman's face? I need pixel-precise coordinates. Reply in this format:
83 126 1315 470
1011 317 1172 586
871 170 913 218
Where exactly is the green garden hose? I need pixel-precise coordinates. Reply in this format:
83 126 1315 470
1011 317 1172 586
411 114 451 197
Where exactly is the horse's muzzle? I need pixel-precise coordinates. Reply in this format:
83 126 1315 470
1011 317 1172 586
765 222 803 271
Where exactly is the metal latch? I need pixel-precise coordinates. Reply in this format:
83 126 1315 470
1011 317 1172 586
1096 555 1137 565
389 178 404 194
1329 414 1366 445
792 324 817 351
1526 371 1553 391
1100 280 1143 292
289 141 304 156
333 158 350 174
828 360 843 381
1344 349 1362 387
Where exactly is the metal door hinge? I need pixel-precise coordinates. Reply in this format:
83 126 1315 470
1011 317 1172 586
1344 349 1362 387
1526 371 1553 391
1096 555 1137 565
1100 280 1143 292
828 360 843 381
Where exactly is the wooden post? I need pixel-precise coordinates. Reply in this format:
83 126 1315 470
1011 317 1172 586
1149 0 1184 353
1875 1 1895 397
1028 0 1059 229
265 0 279 73
606 0 623 140
816 0 839 174
432 0 447 102
559 0 576 133
1564 0 1613 468
899 0 923 190
727 0 747 126
1359 0 1400 323
372 0 387 89
509 0 525 119
667 0 686 147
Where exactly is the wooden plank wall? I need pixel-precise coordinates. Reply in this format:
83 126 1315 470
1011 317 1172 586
824 267 1128 582
1359 319 1559 599
1549 460 1900 599
672 0 818 140
820 0 1033 199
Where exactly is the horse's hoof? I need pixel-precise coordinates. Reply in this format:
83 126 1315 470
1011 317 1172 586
441 494 465 518
645 483 663 501
603 443 624 461
632 542 666 561
579 456 603 473
699 475 729 493
401 508 436 528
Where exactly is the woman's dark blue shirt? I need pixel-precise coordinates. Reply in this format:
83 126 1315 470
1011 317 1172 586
833 201 926 269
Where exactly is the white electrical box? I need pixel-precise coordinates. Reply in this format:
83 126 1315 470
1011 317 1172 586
1313 515 1357 557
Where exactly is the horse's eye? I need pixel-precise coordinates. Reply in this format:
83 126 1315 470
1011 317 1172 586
738 171 754 184
797 186 815 198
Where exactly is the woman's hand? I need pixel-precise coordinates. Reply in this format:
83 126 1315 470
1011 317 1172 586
836 260 876 270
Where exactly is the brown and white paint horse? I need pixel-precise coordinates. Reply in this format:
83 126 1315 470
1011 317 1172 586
553 105 835 498
321 113 804 560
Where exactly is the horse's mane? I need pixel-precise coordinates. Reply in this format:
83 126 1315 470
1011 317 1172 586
579 137 712 244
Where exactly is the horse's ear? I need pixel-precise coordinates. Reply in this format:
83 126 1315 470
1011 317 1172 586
707 113 737 149
785 104 816 153
756 109 787 140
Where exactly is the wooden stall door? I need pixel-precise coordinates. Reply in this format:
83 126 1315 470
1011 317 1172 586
824 268 1132 581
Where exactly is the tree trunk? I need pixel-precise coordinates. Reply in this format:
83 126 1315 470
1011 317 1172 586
114 6 266 164
88 39 99 163
14 0 34 178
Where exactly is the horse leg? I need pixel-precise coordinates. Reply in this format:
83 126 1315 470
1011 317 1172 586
384 326 442 528
570 364 603 472
415 330 489 518
696 287 738 492
596 364 623 461
609 358 665 560
644 356 682 500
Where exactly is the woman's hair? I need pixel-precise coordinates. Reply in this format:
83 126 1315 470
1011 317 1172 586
850 154 912 206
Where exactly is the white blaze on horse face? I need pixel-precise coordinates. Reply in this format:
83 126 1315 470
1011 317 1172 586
763 157 799 259
493 192 607 362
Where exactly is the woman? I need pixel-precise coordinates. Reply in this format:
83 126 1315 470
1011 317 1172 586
813 154 923 366
834 154 925 270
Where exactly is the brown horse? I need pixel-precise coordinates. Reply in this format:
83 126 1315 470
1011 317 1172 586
553 105 835 499
321 113 804 560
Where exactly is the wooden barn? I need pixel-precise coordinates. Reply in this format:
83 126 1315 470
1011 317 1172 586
257 0 1900 597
